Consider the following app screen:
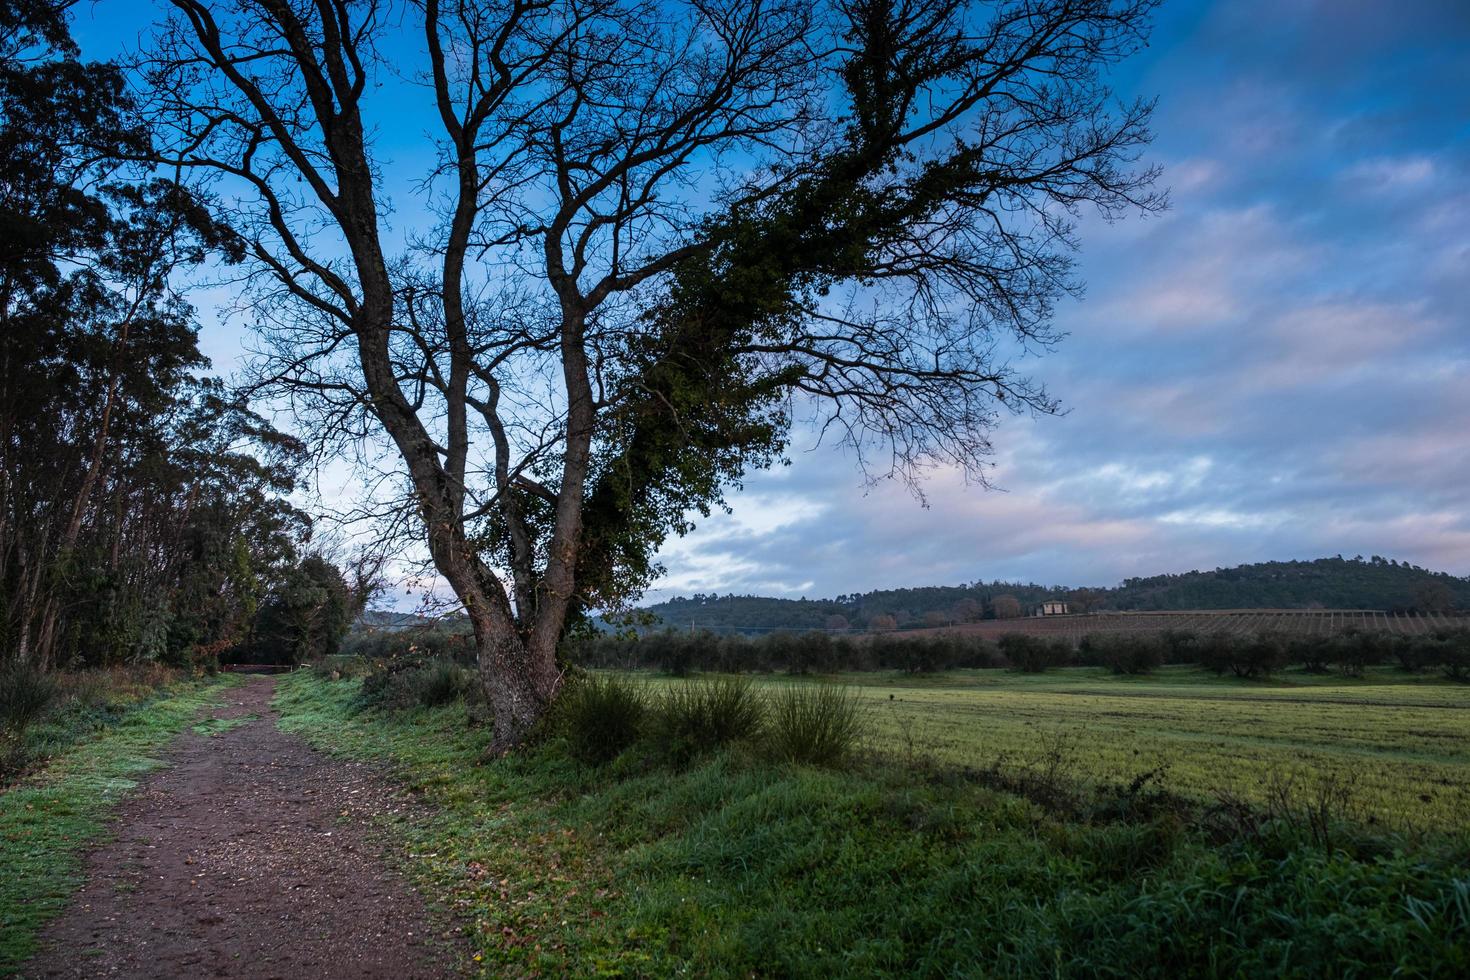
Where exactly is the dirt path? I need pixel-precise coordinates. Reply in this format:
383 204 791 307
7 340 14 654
23 677 463 979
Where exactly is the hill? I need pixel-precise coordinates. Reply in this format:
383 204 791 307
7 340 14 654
633 556 1470 633
354 609 436 632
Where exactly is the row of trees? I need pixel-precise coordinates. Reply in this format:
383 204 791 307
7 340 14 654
566 627 1470 680
0 2 353 670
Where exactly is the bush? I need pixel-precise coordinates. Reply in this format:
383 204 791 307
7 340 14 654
1328 630 1385 677
652 675 765 760
358 656 471 711
1287 636 1332 673
764 684 861 766
1081 634 1164 675
0 663 59 735
556 674 649 764
1438 629 1470 682
310 654 375 680
405 660 470 707
770 631 839 675
1388 634 1433 673
1159 629 1201 664
998 634 1074 673
1198 633 1288 678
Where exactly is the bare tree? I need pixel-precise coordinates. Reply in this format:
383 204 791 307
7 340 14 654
144 0 1162 749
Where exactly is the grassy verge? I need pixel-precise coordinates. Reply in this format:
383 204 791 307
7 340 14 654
0 675 237 973
275 671 1470 978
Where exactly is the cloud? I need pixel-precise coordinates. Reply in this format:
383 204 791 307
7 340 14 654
650 0 1470 596
71 0 1469 606
1343 156 1438 191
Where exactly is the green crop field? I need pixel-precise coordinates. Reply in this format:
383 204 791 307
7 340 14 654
629 666 1470 830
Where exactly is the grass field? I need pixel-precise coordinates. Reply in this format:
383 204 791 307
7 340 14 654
669 666 1470 831
275 669 1470 977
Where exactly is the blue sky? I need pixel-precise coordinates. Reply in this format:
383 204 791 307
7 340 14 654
75 1 1470 600
645 0 1470 598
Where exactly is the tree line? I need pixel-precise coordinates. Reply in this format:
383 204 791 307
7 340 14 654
634 557 1470 634
565 626 1470 680
0 1 354 671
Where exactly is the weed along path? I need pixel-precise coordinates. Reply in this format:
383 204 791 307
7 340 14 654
23 677 462 979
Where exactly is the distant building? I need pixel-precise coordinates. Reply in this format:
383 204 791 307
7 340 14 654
1036 600 1069 617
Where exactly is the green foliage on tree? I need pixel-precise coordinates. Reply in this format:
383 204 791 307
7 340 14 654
0 1 307 670
245 555 354 666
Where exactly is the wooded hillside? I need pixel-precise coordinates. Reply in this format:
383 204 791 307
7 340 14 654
632 557 1470 633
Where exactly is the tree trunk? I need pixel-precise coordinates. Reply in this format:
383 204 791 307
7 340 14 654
473 624 562 754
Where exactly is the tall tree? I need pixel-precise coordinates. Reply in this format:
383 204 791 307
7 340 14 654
146 0 1162 748
0 0 304 668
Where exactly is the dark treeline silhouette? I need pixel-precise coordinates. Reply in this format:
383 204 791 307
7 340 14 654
563 625 1470 680
0 3 350 671
1111 556 1468 611
633 557 1470 633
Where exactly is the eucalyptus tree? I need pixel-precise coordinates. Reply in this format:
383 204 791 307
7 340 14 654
146 0 1163 749
0 0 273 667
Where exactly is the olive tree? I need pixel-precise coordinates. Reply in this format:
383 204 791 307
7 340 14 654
145 0 1162 750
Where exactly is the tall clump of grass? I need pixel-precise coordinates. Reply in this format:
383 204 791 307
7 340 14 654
764 684 861 766
403 659 469 707
556 673 649 764
0 663 58 736
652 675 765 761
1 663 59 780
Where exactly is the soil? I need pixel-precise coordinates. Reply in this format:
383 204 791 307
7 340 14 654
22 677 464 979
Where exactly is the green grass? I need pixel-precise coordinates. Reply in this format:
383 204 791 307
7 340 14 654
616 666 1470 830
274 670 1470 977
858 666 1470 830
0 676 238 974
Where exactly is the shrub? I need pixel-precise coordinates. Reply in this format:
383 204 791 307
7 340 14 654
764 684 861 766
1081 634 1164 675
1152 629 1198 664
1328 631 1384 677
1437 629 1470 682
998 634 1073 673
653 675 765 759
879 636 949 674
358 656 471 710
404 660 470 707
565 628 1004 675
310 654 375 680
0 663 59 735
1287 636 1332 674
1199 632 1287 678
556 674 649 764
1388 634 1433 673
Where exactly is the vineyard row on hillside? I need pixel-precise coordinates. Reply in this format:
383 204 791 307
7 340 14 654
918 610 1470 642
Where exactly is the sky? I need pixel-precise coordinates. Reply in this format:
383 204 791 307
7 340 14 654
646 0 1470 599
72 0 1470 602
